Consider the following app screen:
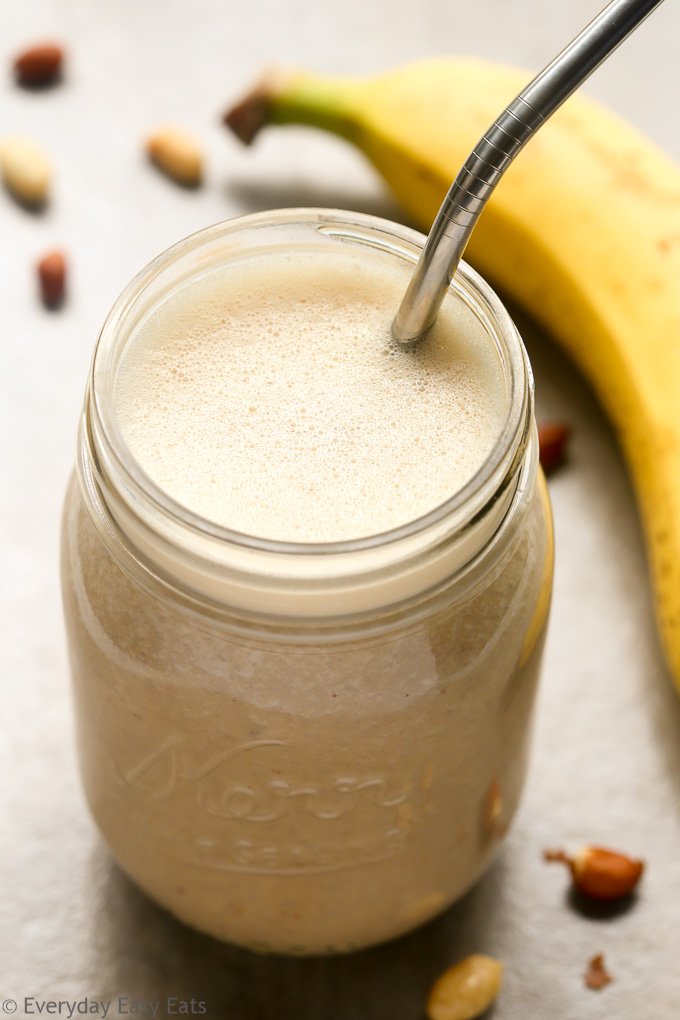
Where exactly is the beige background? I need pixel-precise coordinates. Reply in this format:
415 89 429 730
2 0 680 1016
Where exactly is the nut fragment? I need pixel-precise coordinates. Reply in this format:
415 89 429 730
427 954 504 1020
0 135 51 205
538 422 570 476
37 250 66 307
147 125 203 186
585 953 613 990
397 891 445 926
484 778 502 835
14 43 64 86
421 763 434 792
544 844 644 900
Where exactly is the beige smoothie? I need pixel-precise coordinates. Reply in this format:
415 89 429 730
61 220 551 953
114 249 505 542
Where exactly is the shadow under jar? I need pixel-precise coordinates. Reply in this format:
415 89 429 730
60 209 553 955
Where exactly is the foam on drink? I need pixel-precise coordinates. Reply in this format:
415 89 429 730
115 248 506 543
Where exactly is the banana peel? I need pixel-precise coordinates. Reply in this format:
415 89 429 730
225 59 680 694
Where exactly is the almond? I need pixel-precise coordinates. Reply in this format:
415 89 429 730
37 250 66 307
14 43 64 86
1 135 51 205
427 954 504 1020
147 125 203 186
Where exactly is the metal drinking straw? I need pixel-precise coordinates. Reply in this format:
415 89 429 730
392 0 665 344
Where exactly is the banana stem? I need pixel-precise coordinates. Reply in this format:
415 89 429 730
224 71 364 145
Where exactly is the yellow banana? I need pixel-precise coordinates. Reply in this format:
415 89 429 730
225 59 680 693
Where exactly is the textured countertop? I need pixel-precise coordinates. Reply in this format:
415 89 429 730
2 0 680 1017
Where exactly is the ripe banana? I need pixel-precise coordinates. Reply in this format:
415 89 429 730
225 59 680 694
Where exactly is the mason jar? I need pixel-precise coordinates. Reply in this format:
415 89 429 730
60 209 553 955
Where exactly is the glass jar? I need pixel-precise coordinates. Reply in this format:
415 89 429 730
61 209 553 955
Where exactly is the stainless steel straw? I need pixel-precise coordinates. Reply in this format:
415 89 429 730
392 0 665 344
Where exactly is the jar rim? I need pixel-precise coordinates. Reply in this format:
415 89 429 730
88 208 531 556
80 208 535 622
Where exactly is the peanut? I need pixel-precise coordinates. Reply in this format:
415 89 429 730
544 844 644 900
147 125 203 186
1 135 51 205
570 845 644 900
427 954 504 1020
